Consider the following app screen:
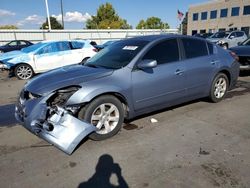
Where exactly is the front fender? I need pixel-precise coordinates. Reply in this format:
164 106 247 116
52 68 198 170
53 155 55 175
66 86 126 105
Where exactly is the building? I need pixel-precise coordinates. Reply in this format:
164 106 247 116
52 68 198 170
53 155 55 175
187 0 250 36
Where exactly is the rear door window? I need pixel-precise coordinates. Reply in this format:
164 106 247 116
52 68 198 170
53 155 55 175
57 42 71 51
182 38 208 59
142 39 179 64
236 32 244 37
71 41 84 49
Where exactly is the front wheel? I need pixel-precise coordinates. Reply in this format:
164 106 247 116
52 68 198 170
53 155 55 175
78 95 125 140
222 43 228 49
209 73 229 103
14 64 34 80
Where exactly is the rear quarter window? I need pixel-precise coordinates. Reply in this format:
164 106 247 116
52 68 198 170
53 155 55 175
182 38 208 59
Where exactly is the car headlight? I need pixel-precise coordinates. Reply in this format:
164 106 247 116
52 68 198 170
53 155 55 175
0 62 8 69
216 40 223 44
47 86 81 107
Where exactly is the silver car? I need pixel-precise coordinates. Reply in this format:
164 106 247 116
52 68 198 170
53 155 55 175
15 35 239 154
208 31 247 49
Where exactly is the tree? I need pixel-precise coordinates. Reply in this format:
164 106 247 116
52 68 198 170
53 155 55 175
136 17 170 29
0 25 18 29
40 16 63 30
86 3 131 29
181 12 188 35
136 20 146 29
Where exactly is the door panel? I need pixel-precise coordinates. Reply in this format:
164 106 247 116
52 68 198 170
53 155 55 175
132 62 186 111
34 43 63 72
34 52 64 72
184 55 217 97
181 38 217 97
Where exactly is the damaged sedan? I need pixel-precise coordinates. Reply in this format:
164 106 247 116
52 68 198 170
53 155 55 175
15 35 239 154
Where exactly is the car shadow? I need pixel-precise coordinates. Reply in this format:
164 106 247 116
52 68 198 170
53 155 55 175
0 103 18 127
78 154 129 188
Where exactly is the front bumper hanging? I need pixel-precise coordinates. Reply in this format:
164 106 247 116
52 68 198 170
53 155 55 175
15 96 97 155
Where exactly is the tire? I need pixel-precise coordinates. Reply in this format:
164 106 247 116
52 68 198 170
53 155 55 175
209 73 229 103
14 64 34 80
222 44 228 49
80 57 90 65
78 95 125 141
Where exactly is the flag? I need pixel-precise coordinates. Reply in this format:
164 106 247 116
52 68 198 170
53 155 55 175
177 10 184 21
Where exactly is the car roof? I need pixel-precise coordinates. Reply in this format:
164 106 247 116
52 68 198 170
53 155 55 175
126 34 208 43
40 40 89 44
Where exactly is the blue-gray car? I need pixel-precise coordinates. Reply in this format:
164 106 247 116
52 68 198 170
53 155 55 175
15 35 239 154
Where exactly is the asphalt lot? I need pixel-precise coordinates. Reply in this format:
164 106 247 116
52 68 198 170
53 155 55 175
0 71 250 188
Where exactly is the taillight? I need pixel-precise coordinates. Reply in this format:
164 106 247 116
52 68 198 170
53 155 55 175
229 51 239 61
93 48 98 52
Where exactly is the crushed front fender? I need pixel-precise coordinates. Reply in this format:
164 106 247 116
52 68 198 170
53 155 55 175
15 93 97 155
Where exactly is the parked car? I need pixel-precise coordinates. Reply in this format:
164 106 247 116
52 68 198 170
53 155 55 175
0 40 97 79
207 31 247 49
0 40 33 53
15 35 239 154
193 33 213 39
229 37 250 70
94 40 117 51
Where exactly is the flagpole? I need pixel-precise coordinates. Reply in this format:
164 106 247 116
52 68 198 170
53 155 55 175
45 0 51 31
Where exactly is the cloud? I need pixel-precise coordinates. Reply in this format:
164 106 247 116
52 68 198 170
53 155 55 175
17 14 44 26
52 11 92 23
0 9 15 16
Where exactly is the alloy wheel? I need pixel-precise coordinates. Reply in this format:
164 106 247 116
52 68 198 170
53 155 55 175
91 103 120 134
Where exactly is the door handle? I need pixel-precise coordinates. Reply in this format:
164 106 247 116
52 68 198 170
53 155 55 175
210 60 219 65
175 69 184 75
211 61 216 65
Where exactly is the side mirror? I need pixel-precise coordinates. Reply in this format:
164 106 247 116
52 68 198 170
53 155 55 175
137 59 157 69
229 35 235 39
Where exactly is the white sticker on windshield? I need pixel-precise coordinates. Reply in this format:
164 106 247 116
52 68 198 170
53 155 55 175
123 46 138 50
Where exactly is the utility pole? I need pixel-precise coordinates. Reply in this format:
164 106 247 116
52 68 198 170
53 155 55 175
60 0 64 29
45 0 51 30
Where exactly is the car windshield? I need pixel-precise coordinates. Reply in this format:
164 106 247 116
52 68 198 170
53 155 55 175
210 32 229 39
85 39 149 69
242 38 250 46
21 42 45 53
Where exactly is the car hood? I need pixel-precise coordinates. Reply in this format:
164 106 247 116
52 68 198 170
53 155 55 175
207 38 222 43
25 65 114 95
0 50 24 61
229 46 250 56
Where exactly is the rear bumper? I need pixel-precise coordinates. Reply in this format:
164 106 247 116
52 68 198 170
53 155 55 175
240 65 250 71
15 94 97 155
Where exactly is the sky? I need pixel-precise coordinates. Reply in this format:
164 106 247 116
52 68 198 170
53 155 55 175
0 0 208 29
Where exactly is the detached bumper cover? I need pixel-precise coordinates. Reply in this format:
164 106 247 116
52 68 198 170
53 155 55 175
15 95 97 155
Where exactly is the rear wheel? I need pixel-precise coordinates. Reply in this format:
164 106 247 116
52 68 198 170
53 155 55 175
78 95 125 140
14 64 34 80
209 73 229 103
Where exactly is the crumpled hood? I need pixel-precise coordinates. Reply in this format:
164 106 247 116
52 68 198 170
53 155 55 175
25 65 114 95
229 46 250 56
0 50 24 61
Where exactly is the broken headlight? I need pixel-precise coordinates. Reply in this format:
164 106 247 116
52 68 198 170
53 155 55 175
47 86 81 107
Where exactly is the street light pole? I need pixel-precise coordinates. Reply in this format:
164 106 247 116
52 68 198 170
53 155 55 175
45 0 51 30
60 0 64 29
